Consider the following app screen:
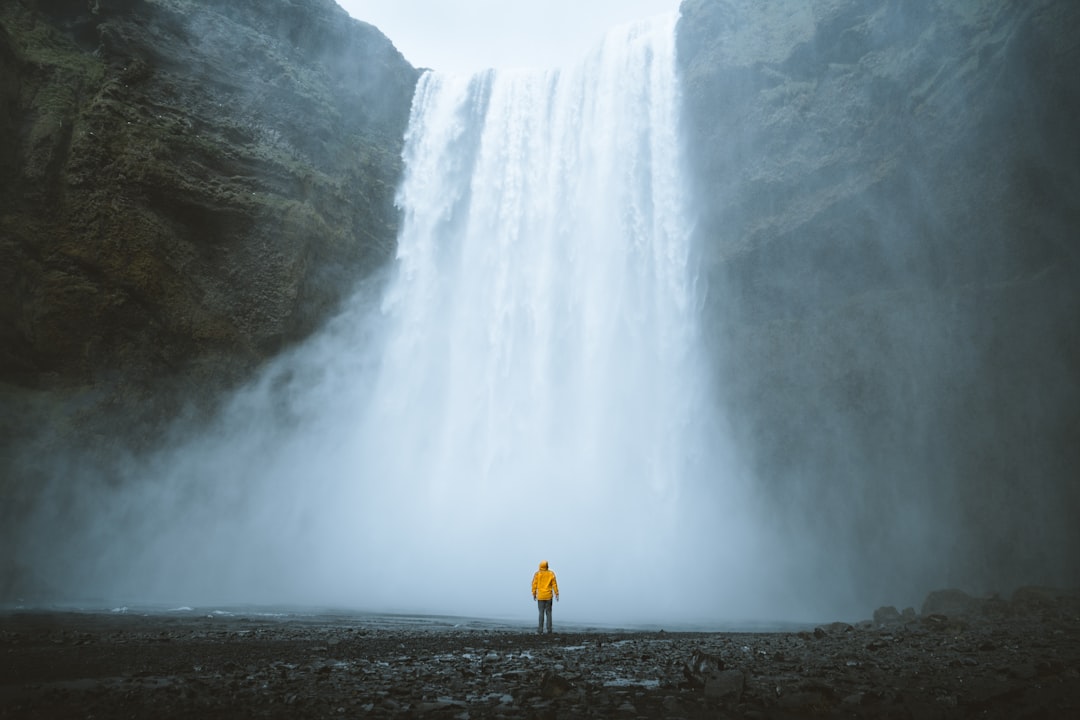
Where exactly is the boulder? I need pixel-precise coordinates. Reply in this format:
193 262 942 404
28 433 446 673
922 589 979 617
872 606 902 626
1012 586 1080 616
703 668 745 702
682 648 725 688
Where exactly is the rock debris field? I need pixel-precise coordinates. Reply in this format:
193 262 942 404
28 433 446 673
2 588 1078 719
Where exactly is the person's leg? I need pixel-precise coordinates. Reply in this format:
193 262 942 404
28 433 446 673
537 600 546 634
544 601 553 633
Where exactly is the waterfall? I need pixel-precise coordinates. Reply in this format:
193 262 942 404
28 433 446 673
331 13 737 620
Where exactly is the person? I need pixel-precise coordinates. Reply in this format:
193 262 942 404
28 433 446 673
530 560 559 634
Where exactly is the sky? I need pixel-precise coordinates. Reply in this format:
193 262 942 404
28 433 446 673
335 0 681 74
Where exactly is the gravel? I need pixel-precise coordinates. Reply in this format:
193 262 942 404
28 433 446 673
2 596 1078 718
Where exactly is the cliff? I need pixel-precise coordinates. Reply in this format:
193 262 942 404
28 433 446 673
677 0 1080 599
0 0 418 443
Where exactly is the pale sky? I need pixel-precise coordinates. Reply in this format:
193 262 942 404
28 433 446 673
335 1 681 74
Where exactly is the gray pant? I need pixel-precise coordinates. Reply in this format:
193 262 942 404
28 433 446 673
537 599 553 633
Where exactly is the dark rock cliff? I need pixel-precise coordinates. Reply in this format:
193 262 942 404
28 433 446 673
0 0 418 444
677 0 1080 601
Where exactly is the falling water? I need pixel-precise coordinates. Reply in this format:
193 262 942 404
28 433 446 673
21 13 784 625
331 13 745 622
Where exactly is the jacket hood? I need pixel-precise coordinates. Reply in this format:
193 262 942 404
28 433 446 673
539 561 549 570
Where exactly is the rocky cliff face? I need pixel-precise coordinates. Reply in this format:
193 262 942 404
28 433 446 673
677 0 1080 603
0 0 418 444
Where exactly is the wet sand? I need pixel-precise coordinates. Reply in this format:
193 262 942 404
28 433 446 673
2 597 1078 718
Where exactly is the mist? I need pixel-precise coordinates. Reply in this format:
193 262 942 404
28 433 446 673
7 12 805 627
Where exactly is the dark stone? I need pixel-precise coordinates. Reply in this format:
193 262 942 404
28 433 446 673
922 589 979 617
873 606 902 626
682 647 725 687
539 670 571 699
1011 586 1080 616
703 668 745 702
921 613 950 630
1008 663 1038 680
778 690 826 710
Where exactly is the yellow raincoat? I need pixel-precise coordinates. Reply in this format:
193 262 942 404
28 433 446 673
531 560 559 601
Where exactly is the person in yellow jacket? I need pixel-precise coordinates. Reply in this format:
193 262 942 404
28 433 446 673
530 560 560 634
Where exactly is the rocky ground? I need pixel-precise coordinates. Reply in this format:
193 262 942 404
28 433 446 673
1 588 1078 719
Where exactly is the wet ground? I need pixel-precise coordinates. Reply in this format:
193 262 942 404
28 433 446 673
2 591 1078 718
